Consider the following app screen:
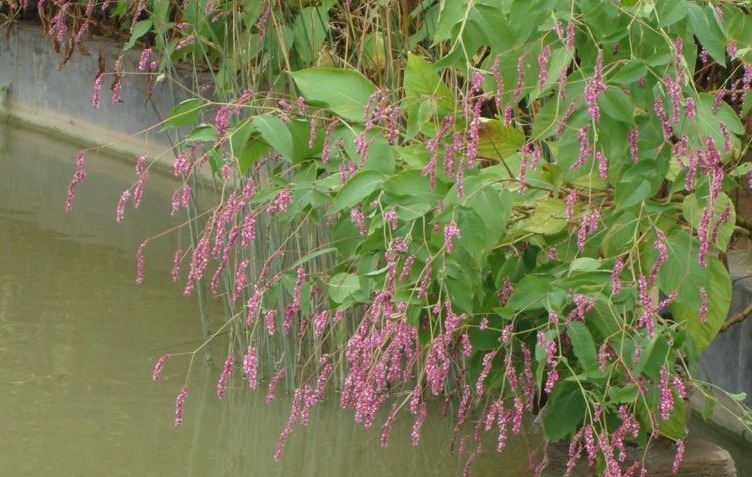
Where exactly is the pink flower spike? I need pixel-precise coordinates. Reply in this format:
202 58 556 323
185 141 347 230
672 440 685 473
699 288 708 323
216 355 234 399
152 354 169 381
116 190 130 223
444 221 461 253
174 385 188 426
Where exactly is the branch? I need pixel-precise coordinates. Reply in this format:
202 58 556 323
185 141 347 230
720 300 752 332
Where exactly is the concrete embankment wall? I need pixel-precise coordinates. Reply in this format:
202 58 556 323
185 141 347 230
0 22 178 163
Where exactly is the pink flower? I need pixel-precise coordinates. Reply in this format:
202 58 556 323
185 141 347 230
265 309 277 335
350 207 367 235
699 288 708 323
243 347 258 389
267 188 292 213
537 45 552 88
138 48 152 71
92 73 104 109
570 126 591 172
611 258 624 295
650 229 668 284
66 152 87 214
659 366 674 420
475 350 497 396
152 354 169 381
654 97 672 140
443 221 461 253
596 151 608 180
116 190 130 223
672 439 685 473
628 128 639 163
216 355 234 399
685 97 696 119
410 402 427 446
566 189 577 222
171 249 182 282
174 385 189 426
135 240 147 285
584 50 606 120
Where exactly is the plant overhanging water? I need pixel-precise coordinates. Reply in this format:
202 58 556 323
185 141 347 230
4 0 752 475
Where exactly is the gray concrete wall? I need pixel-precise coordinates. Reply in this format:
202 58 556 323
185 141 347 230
0 22 180 163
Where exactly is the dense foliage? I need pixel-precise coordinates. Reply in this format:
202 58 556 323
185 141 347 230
7 0 752 475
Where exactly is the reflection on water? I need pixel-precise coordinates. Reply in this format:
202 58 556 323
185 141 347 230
1 123 749 477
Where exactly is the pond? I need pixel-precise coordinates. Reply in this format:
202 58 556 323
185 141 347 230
0 122 749 476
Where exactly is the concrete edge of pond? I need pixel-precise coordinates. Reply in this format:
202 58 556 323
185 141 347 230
1 98 173 164
0 21 179 171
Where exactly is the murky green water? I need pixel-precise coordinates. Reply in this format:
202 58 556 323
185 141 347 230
1 123 749 476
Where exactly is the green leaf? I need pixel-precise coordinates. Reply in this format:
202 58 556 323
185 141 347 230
568 258 603 274
599 87 633 124
656 0 689 27
434 0 467 42
658 228 732 351
124 19 153 51
687 4 727 65
658 393 686 440
635 334 670 380
404 53 455 112
163 98 205 129
608 383 639 404
328 273 360 304
568 322 597 369
505 275 550 312
331 170 387 213
614 178 651 212
609 60 647 85
681 192 736 250
292 7 329 65
253 114 294 160
476 119 526 160
383 169 443 206
543 381 587 442
290 67 377 122
521 198 568 235
186 124 218 143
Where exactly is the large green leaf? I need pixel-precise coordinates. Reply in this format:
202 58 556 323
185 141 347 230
657 229 731 351
687 3 727 65
163 98 205 129
330 170 387 213
521 198 568 235
568 321 598 370
292 7 329 65
476 119 526 161
290 68 377 122
253 114 294 160
505 275 551 312
404 53 455 111
328 273 360 304
543 381 587 442
681 192 736 250
124 19 153 51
